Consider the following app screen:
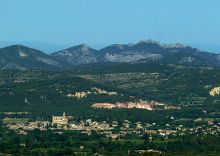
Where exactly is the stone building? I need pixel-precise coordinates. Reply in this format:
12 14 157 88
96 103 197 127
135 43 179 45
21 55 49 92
52 112 68 126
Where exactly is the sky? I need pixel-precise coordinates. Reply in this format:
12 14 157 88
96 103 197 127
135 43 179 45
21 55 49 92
0 0 220 52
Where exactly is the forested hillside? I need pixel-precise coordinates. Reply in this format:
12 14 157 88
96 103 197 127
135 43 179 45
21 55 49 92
0 63 220 122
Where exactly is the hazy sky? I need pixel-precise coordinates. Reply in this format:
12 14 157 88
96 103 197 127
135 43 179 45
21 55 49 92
1 0 220 46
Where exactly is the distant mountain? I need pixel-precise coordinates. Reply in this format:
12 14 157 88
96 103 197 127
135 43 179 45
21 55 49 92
104 41 220 67
51 40 220 67
50 44 98 65
99 41 164 62
0 41 70 53
0 45 66 70
1 40 220 70
134 42 220 67
189 43 220 54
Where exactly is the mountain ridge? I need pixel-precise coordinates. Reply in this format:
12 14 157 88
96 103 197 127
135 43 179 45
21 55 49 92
0 40 220 70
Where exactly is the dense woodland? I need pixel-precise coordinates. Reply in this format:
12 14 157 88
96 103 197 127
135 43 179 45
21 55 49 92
0 63 220 118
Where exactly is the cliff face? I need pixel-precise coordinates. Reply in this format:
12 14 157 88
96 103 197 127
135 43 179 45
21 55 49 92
209 87 220 96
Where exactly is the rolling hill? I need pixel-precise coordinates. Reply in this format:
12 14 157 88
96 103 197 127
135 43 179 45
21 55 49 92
0 45 67 70
0 63 220 122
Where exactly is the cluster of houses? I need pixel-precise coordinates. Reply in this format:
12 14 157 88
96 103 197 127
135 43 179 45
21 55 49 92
5 119 50 135
92 100 180 110
2 112 220 140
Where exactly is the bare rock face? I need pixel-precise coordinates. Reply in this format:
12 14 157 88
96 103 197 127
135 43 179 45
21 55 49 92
104 52 162 62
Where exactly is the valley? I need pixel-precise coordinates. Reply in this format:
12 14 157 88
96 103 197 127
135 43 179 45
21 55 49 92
0 52 220 155
0 63 220 155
